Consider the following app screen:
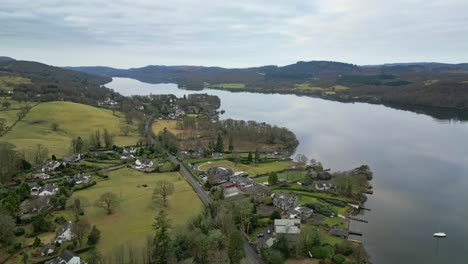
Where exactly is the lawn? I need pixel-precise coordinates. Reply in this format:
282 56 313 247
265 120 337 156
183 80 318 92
212 83 246 89
70 168 203 255
197 160 295 177
254 171 307 183
294 83 323 92
0 101 141 159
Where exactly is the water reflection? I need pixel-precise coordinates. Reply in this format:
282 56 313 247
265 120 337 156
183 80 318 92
106 77 468 264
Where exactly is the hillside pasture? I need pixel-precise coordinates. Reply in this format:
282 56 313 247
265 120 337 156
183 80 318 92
0 75 31 91
0 101 140 158
70 168 203 254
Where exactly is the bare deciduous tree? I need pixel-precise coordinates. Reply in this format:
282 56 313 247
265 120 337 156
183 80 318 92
95 192 120 214
152 180 175 208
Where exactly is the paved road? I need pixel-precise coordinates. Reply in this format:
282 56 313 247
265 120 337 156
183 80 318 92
166 153 210 205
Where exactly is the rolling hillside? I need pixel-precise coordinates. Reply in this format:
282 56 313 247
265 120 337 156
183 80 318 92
0 101 141 159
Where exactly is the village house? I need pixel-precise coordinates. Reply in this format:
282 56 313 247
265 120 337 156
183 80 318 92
288 206 314 219
122 147 137 155
223 185 240 198
272 192 298 212
274 219 301 241
135 158 154 170
42 160 62 173
211 152 223 159
62 153 81 164
72 173 92 185
120 153 135 160
45 250 81 264
229 175 254 189
31 184 59 196
21 196 50 215
207 166 233 185
314 182 333 191
40 244 56 256
35 173 51 180
55 221 74 244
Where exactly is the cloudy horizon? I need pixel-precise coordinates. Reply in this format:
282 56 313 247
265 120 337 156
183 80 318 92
2 0 468 68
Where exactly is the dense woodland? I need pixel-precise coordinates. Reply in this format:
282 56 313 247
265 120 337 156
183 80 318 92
70 61 468 110
0 59 113 105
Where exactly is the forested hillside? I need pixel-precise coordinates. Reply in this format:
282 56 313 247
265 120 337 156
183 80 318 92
69 60 468 110
0 59 113 105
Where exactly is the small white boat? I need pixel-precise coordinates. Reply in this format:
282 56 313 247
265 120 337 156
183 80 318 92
433 232 447 238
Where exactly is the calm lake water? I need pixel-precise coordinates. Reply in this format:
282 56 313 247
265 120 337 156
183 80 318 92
107 77 468 264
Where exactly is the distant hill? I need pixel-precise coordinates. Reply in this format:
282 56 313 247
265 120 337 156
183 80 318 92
0 60 114 104
68 60 468 110
0 56 15 62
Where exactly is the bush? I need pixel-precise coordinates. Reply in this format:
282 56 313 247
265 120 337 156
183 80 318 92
311 245 335 260
332 254 346 264
304 203 336 217
261 249 285 264
263 197 273 205
7 243 22 253
269 210 281 220
14 227 25 236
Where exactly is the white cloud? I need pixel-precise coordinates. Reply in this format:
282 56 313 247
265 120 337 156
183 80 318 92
1 0 467 67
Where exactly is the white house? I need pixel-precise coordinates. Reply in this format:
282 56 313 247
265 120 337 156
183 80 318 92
35 173 51 180
73 173 92 185
135 159 154 169
42 160 62 173
55 221 74 244
314 182 333 191
274 219 301 241
45 250 80 264
38 184 59 196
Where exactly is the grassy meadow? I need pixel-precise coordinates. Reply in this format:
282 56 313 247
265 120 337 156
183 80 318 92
151 120 190 136
0 101 141 158
71 168 203 254
197 160 295 177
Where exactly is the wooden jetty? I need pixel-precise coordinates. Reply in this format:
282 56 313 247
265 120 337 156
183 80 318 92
349 230 363 236
349 217 368 223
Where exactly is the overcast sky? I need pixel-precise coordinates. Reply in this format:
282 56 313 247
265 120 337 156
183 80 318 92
2 0 468 68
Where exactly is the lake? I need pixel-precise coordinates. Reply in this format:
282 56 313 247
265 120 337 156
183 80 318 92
107 77 468 264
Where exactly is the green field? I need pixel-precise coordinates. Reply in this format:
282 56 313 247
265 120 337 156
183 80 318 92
0 101 141 158
0 109 20 128
254 171 307 183
70 168 203 254
294 83 323 92
197 160 295 177
212 83 246 89
0 76 31 91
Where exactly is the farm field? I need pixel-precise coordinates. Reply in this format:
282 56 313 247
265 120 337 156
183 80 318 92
0 101 141 158
152 120 194 136
70 168 203 254
0 109 20 128
197 159 295 177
